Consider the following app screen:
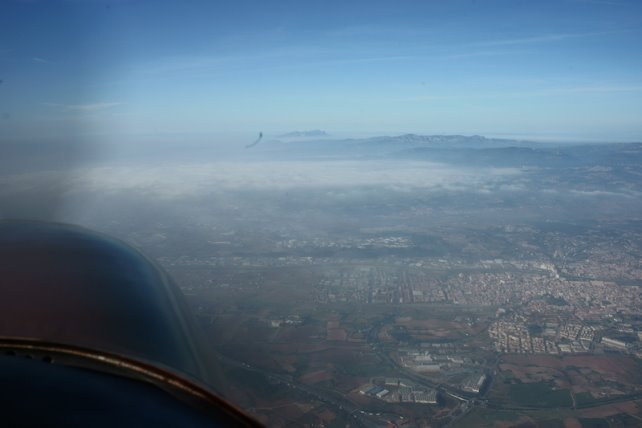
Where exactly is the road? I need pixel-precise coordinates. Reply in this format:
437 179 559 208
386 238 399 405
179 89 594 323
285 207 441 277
366 315 473 402
214 352 384 427
368 315 642 416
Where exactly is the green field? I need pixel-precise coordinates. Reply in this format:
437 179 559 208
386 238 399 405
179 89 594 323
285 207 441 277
508 382 573 407
575 391 597 405
452 408 522 428
577 417 609 428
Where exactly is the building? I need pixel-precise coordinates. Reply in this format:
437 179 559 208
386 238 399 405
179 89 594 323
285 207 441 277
413 390 437 404
462 374 487 394
602 337 628 350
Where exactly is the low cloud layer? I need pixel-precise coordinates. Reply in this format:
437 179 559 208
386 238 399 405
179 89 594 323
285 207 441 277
2 159 639 225
73 161 523 198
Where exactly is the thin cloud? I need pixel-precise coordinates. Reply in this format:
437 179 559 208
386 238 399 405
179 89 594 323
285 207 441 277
500 84 642 98
439 50 522 60
137 47 523 76
32 56 49 63
303 49 519 67
569 0 629 5
68 102 122 111
396 94 467 102
399 83 642 103
325 24 434 39
134 46 332 75
557 85 642 94
43 102 122 111
472 31 622 47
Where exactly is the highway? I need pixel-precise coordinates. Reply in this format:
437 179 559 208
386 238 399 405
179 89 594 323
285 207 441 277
213 313 642 428
366 315 473 403
214 352 384 427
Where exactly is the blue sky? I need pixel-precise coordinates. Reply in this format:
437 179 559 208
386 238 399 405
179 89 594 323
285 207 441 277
1 0 642 143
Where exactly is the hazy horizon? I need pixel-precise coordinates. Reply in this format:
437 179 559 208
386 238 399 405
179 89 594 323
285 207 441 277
2 0 642 144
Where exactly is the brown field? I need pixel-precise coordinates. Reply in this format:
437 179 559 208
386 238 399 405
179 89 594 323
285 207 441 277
270 340 366 354
329 375 363 393
271 354 298 373
206 316 246 343
309 346 374 365
396 318 464 330
251 401 322 427
326 315 349 341
578 399 642 418
273 324 323 342
299 369 334 385
378 324 394 341
394 317 476 340
501 354 642 385
348 390 374 406
327 320 340 329
497 354 642 403
563 417 582 428
499 362 563 384
316 408 337 423
494 417 534 428
327 328 348 341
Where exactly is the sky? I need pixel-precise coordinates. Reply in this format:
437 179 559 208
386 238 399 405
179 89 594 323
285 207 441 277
1 0 642 144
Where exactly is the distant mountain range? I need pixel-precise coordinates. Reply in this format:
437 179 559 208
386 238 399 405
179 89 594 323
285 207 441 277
272 133 544 151
265 133 642 168
354 133 535 149
277 130 329 138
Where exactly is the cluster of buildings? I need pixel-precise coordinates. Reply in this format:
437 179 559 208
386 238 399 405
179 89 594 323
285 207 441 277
396 345 491 395
269 315 303 328
277 236 413 250
485 317 641 356
359 378 437 404
542 228 642 281
311 257 642 329
461 373 487 394
398 347 469 373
